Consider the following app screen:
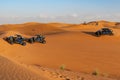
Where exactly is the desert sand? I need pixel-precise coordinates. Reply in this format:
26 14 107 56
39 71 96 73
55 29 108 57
0 21 120 80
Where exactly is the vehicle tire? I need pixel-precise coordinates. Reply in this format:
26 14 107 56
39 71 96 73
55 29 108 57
8 37 14 44
109 32 114 36
10 42 14 45
40 40 46 44
21 42 26 46
29 38 34 43
95 32 100 37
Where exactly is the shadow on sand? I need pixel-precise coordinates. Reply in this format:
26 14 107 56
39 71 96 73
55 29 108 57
82 31 96 37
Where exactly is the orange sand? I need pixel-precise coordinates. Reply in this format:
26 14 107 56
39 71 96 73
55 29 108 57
0 21 119 80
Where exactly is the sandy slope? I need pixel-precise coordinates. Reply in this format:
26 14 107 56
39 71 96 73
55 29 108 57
0 55 50 80
0 54 115 80
0 21 120 80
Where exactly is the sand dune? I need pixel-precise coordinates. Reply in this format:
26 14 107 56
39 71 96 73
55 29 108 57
0 55 50 80
0 21 120 80
47 22 72 28
0 22 65 36
0 54 115 80
62 20 117 31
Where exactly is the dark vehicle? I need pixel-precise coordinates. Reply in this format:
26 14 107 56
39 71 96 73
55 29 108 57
95 28 113 37
26 34 46 44
4 34 26 46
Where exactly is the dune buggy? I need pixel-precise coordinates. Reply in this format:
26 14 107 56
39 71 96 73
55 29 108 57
95 28 113 37
26 34 46 44
4 34 26 46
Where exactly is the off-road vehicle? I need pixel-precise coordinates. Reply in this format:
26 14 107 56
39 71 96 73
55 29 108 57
95 28 113 37
26 34 46 44
4 34 26 46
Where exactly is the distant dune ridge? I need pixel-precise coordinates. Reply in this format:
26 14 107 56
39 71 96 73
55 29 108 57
0 22 66 36
0 20 120 80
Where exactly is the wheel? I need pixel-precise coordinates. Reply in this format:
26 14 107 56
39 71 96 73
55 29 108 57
40 40 46 44
8 37 14 44
21 42 26 46
42 40 46 44
29 38 34 43
9 42 14 45
9 37 14 41
95 32 101 37
109 32 114 36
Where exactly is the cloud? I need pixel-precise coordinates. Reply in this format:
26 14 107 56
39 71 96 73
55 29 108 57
0 13 120 24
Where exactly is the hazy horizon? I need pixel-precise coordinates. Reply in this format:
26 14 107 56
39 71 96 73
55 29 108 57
0 0 120 24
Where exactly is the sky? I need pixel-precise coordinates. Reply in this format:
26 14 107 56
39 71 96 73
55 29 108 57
0 0 120 24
